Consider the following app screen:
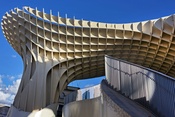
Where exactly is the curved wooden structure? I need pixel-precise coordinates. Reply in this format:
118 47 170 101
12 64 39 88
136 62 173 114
2 6 175 116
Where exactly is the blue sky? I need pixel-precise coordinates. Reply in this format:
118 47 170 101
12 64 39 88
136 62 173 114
0 0 175 105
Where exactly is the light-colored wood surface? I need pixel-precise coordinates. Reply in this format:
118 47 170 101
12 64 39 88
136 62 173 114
2 6 175 113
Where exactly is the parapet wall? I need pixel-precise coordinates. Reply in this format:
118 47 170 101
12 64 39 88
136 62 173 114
62 87 130 117
105 55 175 117
62 80 155 117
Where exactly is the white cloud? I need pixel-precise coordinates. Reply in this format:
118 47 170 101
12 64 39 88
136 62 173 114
0 75 4 84
0 77 2 84
7 79 21 95
11 55 17 58
0 74 22 106
8 76 15 81
0 75 4 78
0 91 10 101
5 74 22 81
0 91 11 105
17 74 22 78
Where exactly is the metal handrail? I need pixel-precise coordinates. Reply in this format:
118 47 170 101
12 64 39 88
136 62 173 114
105 55 175 81
105 61 175 97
